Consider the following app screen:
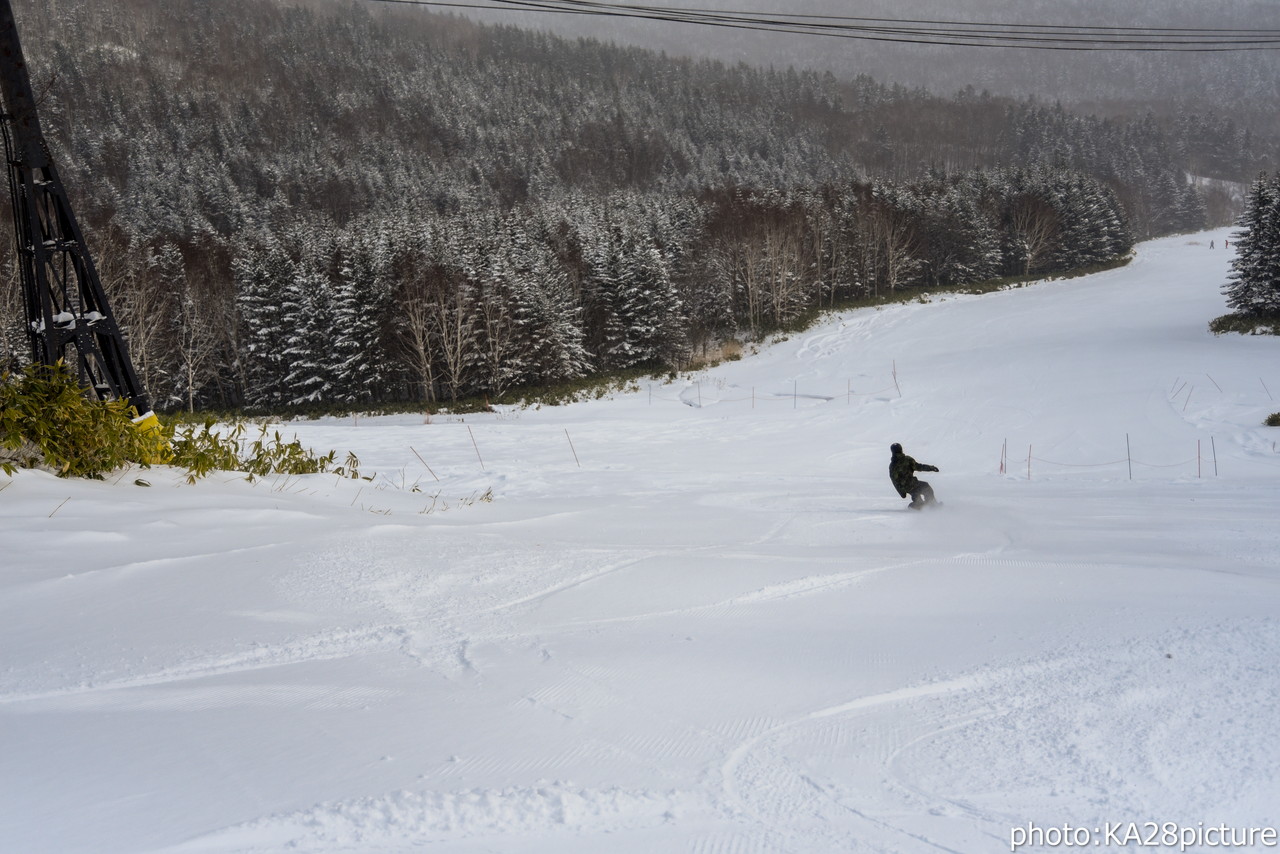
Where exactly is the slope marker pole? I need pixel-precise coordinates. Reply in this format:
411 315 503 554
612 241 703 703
467 425 485 471
565 429 581 468
409 445 439 481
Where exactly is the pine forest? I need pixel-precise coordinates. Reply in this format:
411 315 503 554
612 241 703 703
0 0 1270 412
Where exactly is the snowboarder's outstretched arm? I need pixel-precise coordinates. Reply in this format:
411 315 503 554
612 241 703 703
918 463 939 473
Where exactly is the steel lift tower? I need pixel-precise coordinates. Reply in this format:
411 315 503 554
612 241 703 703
0 0 154 424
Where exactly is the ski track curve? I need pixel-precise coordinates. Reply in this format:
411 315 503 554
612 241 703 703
715 618 1280 852
0 624 414 706
716 657 1084 852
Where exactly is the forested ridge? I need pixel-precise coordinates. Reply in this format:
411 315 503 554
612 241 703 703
499 0 1280 164
0 0 1256 411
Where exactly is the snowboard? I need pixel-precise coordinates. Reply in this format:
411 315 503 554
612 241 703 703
908 500 943 511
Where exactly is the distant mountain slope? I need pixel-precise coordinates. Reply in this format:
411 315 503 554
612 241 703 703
466 0 1280 156
10 0 1252 240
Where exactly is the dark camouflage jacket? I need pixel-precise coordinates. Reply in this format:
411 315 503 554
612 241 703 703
890 451 937 497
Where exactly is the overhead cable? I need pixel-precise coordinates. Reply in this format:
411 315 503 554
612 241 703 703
366 0 1280 51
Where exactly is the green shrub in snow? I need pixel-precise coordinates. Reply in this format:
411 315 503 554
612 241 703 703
1209 312 1280 336
1 363 363 482
0 362 157 478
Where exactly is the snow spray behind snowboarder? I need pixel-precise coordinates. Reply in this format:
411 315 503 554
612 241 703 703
889 443 939 509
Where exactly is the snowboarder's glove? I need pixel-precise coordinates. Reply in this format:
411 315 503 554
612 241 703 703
927 465 939 472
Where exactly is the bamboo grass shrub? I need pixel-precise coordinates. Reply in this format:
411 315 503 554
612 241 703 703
0 363 155 478
2 363 362 482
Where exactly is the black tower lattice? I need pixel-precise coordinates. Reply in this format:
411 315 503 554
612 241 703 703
0 0 151 416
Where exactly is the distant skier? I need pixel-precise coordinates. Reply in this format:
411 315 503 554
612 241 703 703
889 443 939 509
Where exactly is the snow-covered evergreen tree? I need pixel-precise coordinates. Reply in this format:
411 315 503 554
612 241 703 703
462 221 526 397
915 176 1000 288
332 232 394 404
1047 172 1132 271
1224 174 1280 318
579 210 686 370
581 222 633 368
504 215 592 385
234 237 294 409
280 233 339 406
618 235 685 366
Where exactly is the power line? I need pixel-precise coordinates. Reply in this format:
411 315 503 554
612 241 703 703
365 0 1280 51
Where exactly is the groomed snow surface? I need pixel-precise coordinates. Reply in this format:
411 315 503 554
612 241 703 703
3 230 1278 854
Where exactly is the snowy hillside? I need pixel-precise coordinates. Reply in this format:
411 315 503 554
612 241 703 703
2 229 1278 854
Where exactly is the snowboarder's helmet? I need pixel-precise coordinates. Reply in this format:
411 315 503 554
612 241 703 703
890 443 902 454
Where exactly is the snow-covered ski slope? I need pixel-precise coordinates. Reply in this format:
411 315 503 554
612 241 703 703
3 229 1278 854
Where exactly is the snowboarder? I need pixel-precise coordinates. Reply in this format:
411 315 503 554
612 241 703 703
889 443 939 509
